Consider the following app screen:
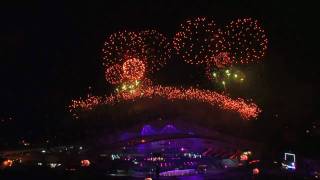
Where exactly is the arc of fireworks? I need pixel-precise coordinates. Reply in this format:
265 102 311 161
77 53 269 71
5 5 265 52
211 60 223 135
69 85 261 120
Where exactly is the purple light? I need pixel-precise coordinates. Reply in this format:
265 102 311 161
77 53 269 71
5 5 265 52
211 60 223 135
140 124 181 136
160 124 179 134
141 125 157 136
159 169 196 177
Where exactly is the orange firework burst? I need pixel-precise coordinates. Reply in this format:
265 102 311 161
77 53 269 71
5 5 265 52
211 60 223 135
102 30 145 68
140 30 172 72
211 52 232 68
223 18 268 64
173 17 225 65
123 58 146 81
105 64 123 85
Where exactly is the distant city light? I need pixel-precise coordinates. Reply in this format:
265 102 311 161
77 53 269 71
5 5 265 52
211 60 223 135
253 168 260 175
111 154 120 160
184 153 202 159
3 160 13 167
240 154 248 161
49 163 61 168
80 160 90 167
282 152 296 170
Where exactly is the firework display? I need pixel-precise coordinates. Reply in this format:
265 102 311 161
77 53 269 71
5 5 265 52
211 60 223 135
69 85 260 120
223 18 268 64
105 64 124 85
122 58 146 81
206 66 245 89
102 31 145 68
69 94 102 119
173 17 225 65
71 17 267 121
140 30 172 72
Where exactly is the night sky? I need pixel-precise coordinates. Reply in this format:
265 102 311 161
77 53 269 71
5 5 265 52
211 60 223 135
0 1 318 151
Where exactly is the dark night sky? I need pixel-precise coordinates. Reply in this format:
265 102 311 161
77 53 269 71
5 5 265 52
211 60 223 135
0 1 319 145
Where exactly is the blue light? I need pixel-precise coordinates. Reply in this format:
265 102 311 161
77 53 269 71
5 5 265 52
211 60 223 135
282 152 296 170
